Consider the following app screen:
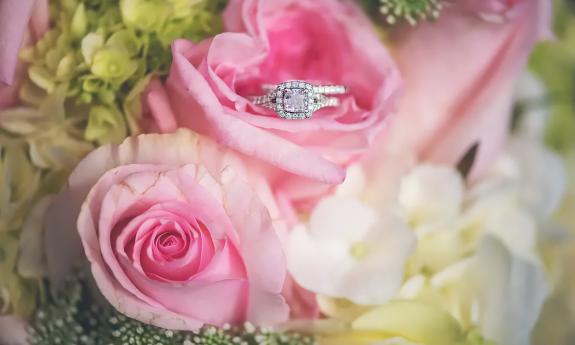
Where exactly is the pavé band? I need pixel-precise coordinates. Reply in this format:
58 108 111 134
250 81 348 120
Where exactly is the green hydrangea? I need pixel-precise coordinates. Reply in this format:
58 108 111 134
29 273 316 345
21 0 225 143
0 90 94 316
120 0 173 32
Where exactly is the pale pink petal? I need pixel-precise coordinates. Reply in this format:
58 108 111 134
144 78 178 133
29 0 49 41
383 0 550 178
0 0 36 85
221 172 289 324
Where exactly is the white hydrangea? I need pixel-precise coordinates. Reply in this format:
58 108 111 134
394 134 564 345
287 128 563 345
287 166 416 305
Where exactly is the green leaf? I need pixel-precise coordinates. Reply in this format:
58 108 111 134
456 142 480 180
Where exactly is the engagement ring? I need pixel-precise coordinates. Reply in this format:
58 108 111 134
250 80 348 119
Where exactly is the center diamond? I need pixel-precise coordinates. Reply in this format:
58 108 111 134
283 88 308 112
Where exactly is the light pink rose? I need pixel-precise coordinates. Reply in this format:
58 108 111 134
156 0 401 204
45 130 288 330
364 0 551 188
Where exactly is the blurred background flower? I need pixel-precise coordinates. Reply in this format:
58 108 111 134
287 119 559 344
530 1 575 344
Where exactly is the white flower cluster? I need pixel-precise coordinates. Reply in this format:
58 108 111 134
287 103 565 345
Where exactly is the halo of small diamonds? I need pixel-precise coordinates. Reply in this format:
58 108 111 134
250 80 347 119
275 81 314 120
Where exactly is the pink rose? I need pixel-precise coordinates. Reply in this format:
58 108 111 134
156 0 401 203
45 130 288 330
364 0 551 186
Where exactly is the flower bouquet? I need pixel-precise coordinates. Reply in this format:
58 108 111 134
0 0 572 344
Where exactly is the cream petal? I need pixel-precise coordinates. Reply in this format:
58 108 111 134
472 236 550 345
309 196 378 242
399 165 464 226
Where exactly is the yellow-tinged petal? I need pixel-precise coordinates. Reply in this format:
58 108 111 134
81 32 104 65
18 80 45 106
120 0 172 32
320 331 406 345
352 300 464 345
90 47 137 83
18 197 53 279
317 295 372 323
106 29 140 57
56 53 76 80
28 65 55 93
71 3 87 38
123 74 152 135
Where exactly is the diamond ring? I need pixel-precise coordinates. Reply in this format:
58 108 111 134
250 80 348 120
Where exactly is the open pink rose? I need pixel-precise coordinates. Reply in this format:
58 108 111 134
45 130 288 330
364 0 551 189
156 0 401 203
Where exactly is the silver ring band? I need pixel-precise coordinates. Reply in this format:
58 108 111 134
249 80 348 120
261 83 348 95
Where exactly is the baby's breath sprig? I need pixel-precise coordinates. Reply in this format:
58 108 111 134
362 0 446 26
380 0 444 25
29 273 316 345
